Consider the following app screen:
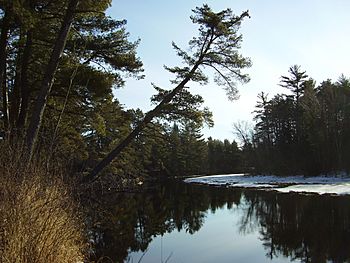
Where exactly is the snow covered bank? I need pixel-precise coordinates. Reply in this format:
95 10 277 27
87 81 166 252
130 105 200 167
184 174 350 195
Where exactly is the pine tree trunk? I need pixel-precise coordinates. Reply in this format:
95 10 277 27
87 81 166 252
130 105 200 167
9 32 24 133
17 30 33 131
25 0 80 161
0 12 10 134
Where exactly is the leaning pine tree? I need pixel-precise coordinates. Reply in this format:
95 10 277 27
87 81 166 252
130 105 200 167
83 4 252 183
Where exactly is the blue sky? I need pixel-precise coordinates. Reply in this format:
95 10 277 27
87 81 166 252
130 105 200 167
108 0 350 140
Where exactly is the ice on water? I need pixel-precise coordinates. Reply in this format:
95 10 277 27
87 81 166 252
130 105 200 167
184 174 350 195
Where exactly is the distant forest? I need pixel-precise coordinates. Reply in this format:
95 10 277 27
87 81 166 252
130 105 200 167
248 66 350 176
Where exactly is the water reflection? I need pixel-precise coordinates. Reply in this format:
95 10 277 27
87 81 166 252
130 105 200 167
87 180 350 263
242 190 350 263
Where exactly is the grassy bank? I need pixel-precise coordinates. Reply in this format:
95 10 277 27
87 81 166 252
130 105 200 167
0 144 87 263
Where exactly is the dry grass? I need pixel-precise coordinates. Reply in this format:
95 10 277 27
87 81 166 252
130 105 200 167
0 143 87 263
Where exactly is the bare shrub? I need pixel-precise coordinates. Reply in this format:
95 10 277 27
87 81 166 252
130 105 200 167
0 142 87 263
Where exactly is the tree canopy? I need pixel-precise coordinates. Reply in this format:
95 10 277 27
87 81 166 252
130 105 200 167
0 2 247 184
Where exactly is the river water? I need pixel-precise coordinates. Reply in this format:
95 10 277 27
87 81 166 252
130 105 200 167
89 180 350 263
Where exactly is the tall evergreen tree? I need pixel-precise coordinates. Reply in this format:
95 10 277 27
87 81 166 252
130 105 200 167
85 5 251 182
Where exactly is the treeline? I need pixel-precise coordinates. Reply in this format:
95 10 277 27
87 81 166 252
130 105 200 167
247 65 350 175
86 118 243 179
138 123 242 177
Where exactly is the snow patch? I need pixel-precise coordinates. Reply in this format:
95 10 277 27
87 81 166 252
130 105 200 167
275 183 350 195
184 174 350 195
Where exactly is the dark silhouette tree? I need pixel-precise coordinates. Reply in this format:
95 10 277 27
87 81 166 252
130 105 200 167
279 65 309 141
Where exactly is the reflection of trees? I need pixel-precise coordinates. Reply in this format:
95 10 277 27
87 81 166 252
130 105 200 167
86 181 242 262
241 191 350 263
87 182 350 263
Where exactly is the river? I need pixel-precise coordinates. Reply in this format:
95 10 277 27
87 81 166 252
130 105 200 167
88 179 350 263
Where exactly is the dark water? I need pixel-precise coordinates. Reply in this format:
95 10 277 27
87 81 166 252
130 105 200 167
89 180 350 263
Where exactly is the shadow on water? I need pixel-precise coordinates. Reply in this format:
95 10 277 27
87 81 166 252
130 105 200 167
87 180 350 263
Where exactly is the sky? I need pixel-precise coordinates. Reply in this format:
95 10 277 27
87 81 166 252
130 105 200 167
107 0 350 141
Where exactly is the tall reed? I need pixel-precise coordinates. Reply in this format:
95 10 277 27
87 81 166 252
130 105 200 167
0 142 87 263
